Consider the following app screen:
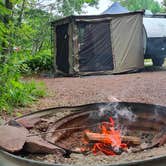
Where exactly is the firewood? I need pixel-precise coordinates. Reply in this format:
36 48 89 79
121 135 141 145
84 131 141 145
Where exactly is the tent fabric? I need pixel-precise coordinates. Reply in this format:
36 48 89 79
52 12 144 76
102 2 129 14
56 24 69 73
78 21 113 72
111 14 144 73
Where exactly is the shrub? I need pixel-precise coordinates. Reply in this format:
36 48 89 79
0 55 46 112
20 50 53 74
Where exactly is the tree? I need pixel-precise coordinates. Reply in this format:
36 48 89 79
0 0 99 55
113 0 162 13
0 1 8 52
162 0 166 11
56 0 98 16
0 0 13 54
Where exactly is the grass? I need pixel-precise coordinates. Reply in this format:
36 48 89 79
144 59 153 66
0 55 46 113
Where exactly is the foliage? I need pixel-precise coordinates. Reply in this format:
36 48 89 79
19 49 53 74
55 0 98 16
0 55 46 112
162 0 166 11
0 1 9 51
14 8 53 55
0 0 99 113
113 0 163 13
1 0 99 55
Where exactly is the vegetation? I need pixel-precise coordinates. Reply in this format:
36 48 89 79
0 0 165 112
0 55 46 112
0 0 99 112
114 0 163 13
163 0 166 11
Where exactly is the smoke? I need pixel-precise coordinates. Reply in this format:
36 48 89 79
112 104 136 122
88 103 137 133
97 103 137 121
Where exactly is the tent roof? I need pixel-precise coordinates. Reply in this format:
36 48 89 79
51 11 143 26
102 2 129 14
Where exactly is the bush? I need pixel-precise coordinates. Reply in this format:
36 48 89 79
20 50 53 74
0 55 46 112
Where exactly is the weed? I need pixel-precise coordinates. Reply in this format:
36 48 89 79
0 55 46 113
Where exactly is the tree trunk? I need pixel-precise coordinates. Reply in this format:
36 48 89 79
1 0 13 55
17 0 26 27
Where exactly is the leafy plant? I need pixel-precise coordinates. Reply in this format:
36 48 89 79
19 49 53 74
113 0 163 13
0 55 46 112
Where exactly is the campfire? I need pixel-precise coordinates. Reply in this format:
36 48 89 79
0 102 166 165
82 117 128 155
81 116 143 156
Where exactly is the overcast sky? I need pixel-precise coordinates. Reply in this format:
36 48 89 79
84 0 163 15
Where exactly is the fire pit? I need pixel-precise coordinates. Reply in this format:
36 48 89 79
0 102 166 166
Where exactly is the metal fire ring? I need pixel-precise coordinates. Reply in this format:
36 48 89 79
0 102 166 166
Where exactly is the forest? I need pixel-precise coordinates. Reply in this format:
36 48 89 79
0 0 165 112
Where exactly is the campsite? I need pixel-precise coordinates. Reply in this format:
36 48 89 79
0 0 166 166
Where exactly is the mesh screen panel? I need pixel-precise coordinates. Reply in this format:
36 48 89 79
56 24 69 73
78 21 113 72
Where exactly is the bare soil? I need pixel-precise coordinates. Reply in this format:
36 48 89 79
2 69 166 165
12 70 166 118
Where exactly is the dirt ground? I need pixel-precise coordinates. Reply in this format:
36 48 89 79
2 69 166 165
11 70 166 118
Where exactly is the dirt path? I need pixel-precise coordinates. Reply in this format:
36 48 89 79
11 70 166 117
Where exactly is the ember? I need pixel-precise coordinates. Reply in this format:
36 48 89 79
82 117 127 156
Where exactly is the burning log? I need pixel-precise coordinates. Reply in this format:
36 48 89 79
121 135 141 145
84 131 141 145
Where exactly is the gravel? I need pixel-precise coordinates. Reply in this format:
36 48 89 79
4 70 166 165
14 70 166 115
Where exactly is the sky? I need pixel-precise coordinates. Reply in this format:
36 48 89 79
84 0 163 15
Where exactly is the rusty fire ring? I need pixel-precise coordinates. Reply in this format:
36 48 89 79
0 102 166 166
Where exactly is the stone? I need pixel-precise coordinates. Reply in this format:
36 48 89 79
0 126 28 153
16 117 41 129
107 96 120 102
24 136 65 154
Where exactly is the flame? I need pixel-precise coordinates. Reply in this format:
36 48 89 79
82 117 127 155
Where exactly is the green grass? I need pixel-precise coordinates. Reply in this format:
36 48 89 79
144 59 153 66
0 55 46 113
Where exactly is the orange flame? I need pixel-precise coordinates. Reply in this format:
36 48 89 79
82 117 127 155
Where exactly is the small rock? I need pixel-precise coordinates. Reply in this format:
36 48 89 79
8 119 23 127
107 96 120 102
140 143 149 149
0 126 28 153
16 117 41 129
